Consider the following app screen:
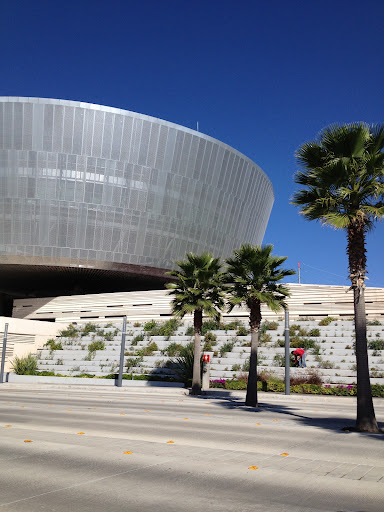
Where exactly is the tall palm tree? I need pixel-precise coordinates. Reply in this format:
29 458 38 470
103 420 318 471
225 244 295 407
166 252 225 395
292 123 384 433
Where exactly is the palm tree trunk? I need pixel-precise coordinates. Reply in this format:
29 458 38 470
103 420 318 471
354 286 378 431
191 310 203 395
246 300 261 407
347 222 379 432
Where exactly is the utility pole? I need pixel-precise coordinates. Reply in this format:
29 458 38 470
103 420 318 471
0 323 9 384
116 316 127 387
284 310 290 395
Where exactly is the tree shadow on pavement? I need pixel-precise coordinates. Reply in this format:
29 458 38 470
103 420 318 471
191 392 384 438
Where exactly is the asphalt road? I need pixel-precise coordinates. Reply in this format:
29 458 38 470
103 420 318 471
1 384 384 512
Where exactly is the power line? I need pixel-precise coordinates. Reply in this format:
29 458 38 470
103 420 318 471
301 262 347 280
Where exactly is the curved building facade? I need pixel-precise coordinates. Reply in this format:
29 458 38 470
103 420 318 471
0 97 274 303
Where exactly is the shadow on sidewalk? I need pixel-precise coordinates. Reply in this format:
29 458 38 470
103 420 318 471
190 392 384 438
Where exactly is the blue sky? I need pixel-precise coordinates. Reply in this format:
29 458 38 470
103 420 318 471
1 0 383 287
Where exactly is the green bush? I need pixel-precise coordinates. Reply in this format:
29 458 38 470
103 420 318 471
368 339 384 350
290 337 317 350
11 354 38 375
126 356 143 370
131 333 144 345
161 342 184 357
220 341 235 356
88 340 105 353
185 326 194 336
318 316 337 326
236 326 249 336
44 339 63 352
367 320 381 326
204 332 217 342
81 322 100 337
143 318 181 338
136 342 159 356
222 321 241 331
156 318 181 338
144 320 157 331
265 321 279 330
202 320 221 334
308 328 320 337
170 343 202 386
103 329 119 341
259 333 272 344
225 379 247 390
59 324 79 338
202 332 217 351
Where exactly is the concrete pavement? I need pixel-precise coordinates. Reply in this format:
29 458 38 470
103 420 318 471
0 384 383 511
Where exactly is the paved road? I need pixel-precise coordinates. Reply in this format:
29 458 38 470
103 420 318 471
0 384 384 511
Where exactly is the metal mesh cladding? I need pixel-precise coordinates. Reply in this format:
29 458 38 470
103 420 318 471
0 97 274 274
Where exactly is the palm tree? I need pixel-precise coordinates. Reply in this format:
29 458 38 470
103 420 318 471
225 244 295 407
292 123 384 433
166 253 225 395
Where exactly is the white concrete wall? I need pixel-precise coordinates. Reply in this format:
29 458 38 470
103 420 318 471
0 317 62 372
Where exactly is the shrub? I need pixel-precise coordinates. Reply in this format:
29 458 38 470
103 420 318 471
185 326 194 336
259 333 272 344
11 354 38 375
144 320 157 331
236 326 249 336
210 379 226 388
220 341 235 356
317 359 335 369
131 334 144 345
88 340 105 353
232 364 241 371
80 323 100 337
225 379 247 390
368 339 384 350
143 318 181 338
133 322 141 327
136 342 159 356
367 320 381 326
265 321 279 330
222 321 241 331
202 320 221 334
318 316 337 326
157 318 181 338
290 369 323 386
170 343 202 386
126 356 143 370
103 329 120 341
308 328 320 337
290 337 317 350
44 339 63 352
273 354 285 367
59 324 79 338
161 342 184 357
202 332 217 351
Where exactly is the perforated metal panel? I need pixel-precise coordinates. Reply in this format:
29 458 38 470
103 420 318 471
0 97 274 276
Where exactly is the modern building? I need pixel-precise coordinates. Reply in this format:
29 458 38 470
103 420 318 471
0 97 274 314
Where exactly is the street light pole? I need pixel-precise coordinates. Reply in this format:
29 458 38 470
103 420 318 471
116 316 127 387
284 309 290 395
0 323 9 384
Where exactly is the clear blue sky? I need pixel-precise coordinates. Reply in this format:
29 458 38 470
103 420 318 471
1 0 383 287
